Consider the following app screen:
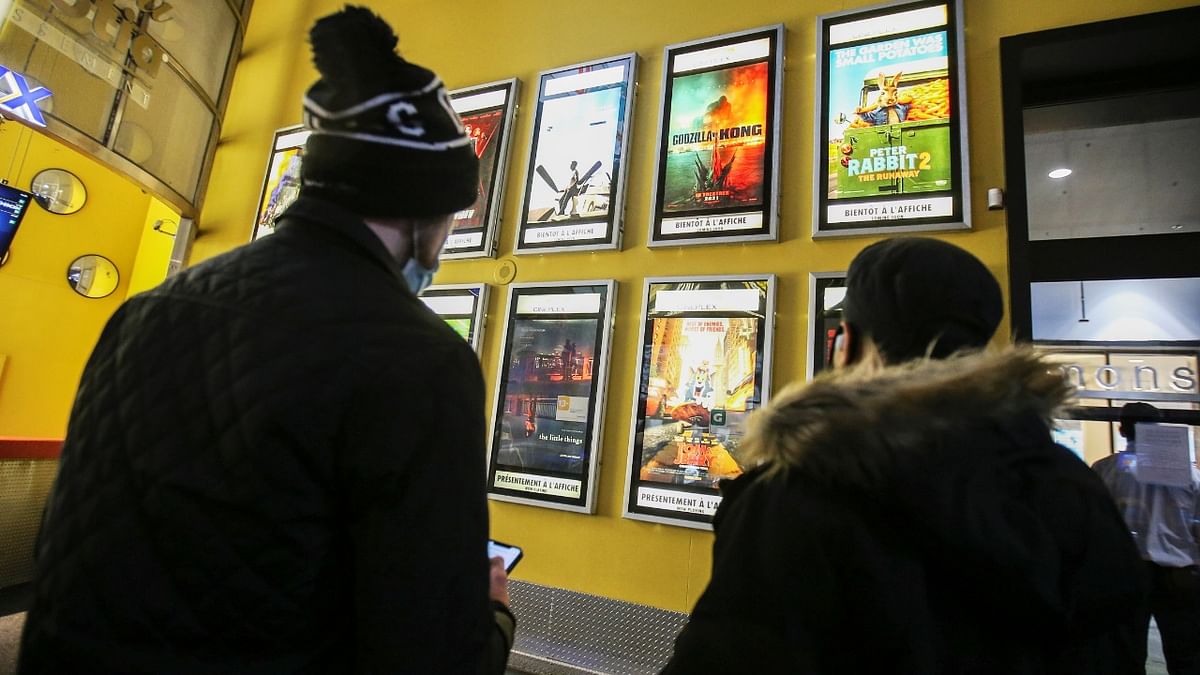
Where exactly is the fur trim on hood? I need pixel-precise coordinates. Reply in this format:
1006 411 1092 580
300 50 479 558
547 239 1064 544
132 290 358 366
742 348 1073 488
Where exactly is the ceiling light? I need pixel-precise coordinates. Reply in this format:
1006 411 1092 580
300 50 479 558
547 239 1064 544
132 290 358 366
1048 168 1072 179
1170 224 1183 231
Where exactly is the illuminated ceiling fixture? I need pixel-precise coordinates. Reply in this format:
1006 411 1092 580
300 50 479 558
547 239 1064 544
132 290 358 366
1048 168 1073 179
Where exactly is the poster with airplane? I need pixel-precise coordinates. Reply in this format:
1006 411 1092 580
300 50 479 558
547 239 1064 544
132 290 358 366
516 55 637 254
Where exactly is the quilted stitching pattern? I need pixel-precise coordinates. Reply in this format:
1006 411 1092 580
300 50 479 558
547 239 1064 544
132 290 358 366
20 200 494 674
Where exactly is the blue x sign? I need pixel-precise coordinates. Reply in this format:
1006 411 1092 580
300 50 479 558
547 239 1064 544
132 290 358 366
0 65 52 127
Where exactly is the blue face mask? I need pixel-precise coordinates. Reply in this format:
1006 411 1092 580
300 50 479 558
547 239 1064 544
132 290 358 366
402 256 439 295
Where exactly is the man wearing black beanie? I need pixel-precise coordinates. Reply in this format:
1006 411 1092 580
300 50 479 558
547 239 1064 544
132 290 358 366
836 237 1003 364
20 7 513 674
665 238 1145 674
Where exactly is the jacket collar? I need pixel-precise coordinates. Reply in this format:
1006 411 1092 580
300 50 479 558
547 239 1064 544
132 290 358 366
743 348 1073 488
274 193 410 290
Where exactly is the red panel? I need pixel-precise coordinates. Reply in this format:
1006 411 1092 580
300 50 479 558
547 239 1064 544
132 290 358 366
0 438 63 460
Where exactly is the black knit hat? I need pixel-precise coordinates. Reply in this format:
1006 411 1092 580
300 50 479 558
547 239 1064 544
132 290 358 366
300 6 478 219
844 237 1003 362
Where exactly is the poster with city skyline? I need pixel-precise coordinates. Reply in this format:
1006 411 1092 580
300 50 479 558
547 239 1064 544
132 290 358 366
488 282 616 513
624 276 775 529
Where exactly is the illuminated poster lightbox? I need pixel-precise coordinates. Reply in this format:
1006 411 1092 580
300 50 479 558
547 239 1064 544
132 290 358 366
445 79 520 259
624 275 775 529
488 281 616 513
648 25 784 247
419 283 489 354
813 0 970 237
0 183 33 261
807 273 847 379
515 54 637 254
252 125 309 242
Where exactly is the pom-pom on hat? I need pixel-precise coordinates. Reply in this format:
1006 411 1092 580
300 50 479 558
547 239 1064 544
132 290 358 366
300 5 478 219
844 237 1002 363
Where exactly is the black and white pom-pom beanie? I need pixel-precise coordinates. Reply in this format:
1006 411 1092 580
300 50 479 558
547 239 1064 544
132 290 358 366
300 5 478 219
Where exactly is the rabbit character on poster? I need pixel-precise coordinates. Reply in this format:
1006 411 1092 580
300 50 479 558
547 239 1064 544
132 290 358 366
855 72 914 126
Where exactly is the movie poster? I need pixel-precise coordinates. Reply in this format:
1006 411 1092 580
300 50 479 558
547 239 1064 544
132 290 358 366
446 79 519 258
418 284 488 354
624 277 775 528
649 26 783 246
664 63 769 213
809 274 847 378
489 282 616 512
516 55 636 253
0 184 32 259
252 126 309 242
445 319 472 341
814 0 969 236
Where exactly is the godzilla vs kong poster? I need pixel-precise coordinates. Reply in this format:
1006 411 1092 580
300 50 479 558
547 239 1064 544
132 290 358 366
663 62 768 214
650 26 783 246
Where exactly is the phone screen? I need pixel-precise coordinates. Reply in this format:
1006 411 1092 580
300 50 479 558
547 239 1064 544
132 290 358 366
488 539 523 572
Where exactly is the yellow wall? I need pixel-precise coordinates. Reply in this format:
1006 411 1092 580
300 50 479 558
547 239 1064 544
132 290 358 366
0 121 161 437
126 197 181 297
199 0 1196 612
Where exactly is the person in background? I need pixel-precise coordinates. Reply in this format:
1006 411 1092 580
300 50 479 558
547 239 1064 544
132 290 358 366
663 237 1146 674
20 6 514 674
1093 402 1200 675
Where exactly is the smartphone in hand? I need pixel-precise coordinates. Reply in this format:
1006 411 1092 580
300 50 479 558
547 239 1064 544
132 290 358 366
488 539 523 572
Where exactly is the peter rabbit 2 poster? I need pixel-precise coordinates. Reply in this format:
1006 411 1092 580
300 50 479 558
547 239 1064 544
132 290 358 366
814 0 970 236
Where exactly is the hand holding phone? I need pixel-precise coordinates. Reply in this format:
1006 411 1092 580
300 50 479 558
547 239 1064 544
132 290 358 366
488 539 523 572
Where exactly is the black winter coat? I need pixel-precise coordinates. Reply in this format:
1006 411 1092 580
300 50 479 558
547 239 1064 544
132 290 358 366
663 350 1147 675
19 196 509 674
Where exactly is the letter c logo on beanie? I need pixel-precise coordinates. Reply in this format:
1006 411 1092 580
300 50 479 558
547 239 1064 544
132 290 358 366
386 101 425 137
301 6 481 217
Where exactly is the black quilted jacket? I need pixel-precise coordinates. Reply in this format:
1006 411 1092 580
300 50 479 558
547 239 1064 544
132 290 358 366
19 196 505 674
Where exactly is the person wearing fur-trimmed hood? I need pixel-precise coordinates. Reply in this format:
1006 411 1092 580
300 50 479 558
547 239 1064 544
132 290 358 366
662 238 1146 674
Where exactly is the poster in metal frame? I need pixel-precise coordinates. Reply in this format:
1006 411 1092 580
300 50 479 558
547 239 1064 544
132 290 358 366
623 274 776 529
647 25 785 248
806 272 848 380
444 79 521 259
419 283 490 354
251 125 310 241
514 54 638 254
487 280 617 513
813 0 971 238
